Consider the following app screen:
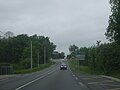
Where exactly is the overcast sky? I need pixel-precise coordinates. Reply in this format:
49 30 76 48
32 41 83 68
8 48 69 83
0 0 111 54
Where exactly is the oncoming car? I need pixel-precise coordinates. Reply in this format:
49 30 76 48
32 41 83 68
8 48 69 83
60 64 67 70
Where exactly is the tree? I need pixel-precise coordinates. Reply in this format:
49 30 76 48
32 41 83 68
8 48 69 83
51 51 65 59
105 0 120 44
60 52 65 58
0 34 56 67
5 31 14 38
69 44 78 53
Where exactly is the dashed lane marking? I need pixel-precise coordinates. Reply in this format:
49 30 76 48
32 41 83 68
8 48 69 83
73 75 75 77
79 82 85 87
88 80 113 84
75 77 78 80
81 77 103 80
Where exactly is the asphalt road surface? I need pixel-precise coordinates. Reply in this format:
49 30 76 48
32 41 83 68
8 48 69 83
0 59 119 90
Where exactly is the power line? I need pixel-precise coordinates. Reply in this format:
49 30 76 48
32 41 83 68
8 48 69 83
0 31 5 35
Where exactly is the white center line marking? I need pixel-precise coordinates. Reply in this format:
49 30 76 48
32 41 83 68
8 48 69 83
15 68 58 90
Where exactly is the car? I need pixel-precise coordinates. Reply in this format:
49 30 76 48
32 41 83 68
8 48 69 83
60 64 67 70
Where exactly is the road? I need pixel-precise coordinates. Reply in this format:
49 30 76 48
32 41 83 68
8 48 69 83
0 59 119 90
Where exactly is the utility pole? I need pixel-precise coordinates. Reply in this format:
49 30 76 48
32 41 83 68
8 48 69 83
44 47 46 64
38 52 39 67
31 41 33 69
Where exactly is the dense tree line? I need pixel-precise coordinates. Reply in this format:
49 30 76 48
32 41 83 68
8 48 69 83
68 43 120 74
68 0 120 75
105 0 120 44
0 34 56 69
52 51 65 59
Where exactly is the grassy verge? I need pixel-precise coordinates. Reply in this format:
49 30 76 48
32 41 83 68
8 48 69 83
13 61 54 74
68 59 92 74
109 73 120 79
68 59 120 79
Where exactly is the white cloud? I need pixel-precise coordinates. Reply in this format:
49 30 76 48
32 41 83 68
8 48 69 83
0 0 111 54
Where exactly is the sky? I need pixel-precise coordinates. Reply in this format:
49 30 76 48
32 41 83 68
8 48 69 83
0 0 111 54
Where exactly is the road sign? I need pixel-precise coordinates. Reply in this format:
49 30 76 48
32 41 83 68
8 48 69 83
76 55 85 60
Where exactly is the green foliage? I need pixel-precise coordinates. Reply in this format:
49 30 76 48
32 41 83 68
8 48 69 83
20 58 31 69
14 61 53 74
105 0 120 44
52 51 65 59
68 59 92 74
0 34 56 69
68 43 120 75
69 44 78 54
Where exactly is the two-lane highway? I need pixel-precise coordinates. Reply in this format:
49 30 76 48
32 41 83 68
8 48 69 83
0 59 89 90
0 59 113 90
18 66 88 90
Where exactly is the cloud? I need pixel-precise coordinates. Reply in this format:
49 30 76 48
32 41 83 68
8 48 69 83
0 0 111 54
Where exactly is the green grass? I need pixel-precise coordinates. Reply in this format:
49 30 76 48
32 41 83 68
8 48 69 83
68 59 92 74
13 62 54 74
109 73 120 79
68 59 120 79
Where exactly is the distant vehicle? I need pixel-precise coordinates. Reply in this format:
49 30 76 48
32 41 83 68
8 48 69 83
60 64 67 70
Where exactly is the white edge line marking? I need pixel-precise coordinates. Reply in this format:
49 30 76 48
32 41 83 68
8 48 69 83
15 69 57 90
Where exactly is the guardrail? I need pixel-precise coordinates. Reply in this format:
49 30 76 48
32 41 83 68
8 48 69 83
0 66 13 75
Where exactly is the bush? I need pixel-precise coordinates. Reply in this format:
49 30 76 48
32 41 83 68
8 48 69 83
69 43 120 75
20 58 31 69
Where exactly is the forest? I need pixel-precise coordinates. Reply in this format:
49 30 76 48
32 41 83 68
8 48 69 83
0 33 56 69
68 0 120 75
